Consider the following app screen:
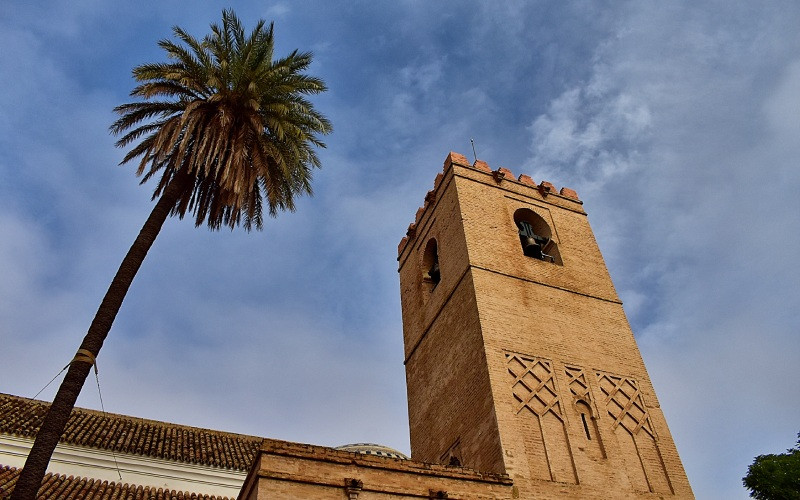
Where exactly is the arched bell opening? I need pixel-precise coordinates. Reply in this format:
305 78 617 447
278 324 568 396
422 238 441 292
513 208 562 265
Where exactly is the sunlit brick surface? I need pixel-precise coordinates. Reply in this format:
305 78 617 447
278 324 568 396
397 153 694 498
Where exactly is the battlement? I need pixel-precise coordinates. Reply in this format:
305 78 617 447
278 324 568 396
398 151 581 257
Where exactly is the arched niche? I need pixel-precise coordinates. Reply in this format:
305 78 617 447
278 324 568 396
422 238 440 291
513 208 562 265
574 399 606 459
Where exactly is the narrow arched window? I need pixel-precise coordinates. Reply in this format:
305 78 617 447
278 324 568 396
422 238 440 290
513 208 562 265
574 400 606 458
576 401 594 440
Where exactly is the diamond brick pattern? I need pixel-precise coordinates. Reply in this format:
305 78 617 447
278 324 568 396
565 365 591 403
596 373 655 438
506 354 563 420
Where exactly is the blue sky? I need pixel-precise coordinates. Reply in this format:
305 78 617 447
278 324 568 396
2 2 799 498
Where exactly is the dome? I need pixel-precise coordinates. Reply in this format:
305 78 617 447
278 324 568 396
335 442 409 460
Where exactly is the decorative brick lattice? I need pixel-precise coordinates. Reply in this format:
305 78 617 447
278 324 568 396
506 353 563 420
564 365 591 403
596 372 655 438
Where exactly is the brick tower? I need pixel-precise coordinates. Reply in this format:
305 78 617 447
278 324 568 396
397 152 693 498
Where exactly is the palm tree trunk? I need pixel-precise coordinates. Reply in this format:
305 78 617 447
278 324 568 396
11 171 190 500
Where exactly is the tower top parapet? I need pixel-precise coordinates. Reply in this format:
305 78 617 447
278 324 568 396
398 151 581 258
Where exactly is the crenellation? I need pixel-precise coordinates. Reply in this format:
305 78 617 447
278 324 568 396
518 174 536 187
496 167 515 180
443 151 470 170
472 159 492 172
539 180 556 194
560 186 579 200
415 207 425 226
433 172 443 190
398 153 586 260
398 236 408 255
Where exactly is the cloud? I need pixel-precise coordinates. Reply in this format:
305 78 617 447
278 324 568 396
529 87 652 186
263 3 290 19
525 2 800 498
1 3 799 499
763 59 800 141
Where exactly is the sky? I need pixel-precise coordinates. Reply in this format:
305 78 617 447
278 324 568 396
1 1 798 498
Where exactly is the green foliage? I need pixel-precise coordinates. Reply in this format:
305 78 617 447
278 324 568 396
743 433 800 499
111 9 332 230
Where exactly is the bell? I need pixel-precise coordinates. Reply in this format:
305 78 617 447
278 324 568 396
521 236 544 259
428 261 441 284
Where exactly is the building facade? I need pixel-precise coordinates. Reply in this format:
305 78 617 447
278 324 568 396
2 152 692 499
397 152 692 498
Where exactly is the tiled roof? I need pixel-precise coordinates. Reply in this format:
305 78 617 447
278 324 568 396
0 465 232 500
0 393 261 471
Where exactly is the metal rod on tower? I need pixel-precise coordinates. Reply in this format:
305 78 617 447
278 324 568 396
470 139 477 163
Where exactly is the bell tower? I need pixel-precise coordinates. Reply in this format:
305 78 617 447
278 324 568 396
397 152 693 498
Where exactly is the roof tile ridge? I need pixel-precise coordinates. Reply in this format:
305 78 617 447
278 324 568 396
0 465 236 500
1 391 263 443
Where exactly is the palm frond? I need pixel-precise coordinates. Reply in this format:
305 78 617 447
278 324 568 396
111 10 330 231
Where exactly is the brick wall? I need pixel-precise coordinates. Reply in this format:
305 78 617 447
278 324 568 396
240 439 512 500
399 161 506 475
397 153 694 499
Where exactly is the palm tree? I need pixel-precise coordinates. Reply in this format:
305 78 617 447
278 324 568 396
11 10 331 499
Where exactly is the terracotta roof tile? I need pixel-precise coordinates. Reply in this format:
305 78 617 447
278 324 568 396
0 392 260 471
0 465 232 500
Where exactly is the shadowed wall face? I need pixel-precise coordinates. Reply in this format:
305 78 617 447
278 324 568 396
398 152 694 499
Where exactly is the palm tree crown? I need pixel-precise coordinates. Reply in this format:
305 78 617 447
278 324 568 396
111 9 332 230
